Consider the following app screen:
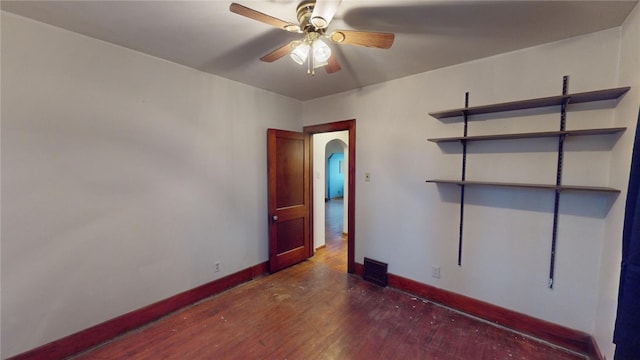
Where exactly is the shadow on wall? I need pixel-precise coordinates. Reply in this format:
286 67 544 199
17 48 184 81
433 184 617 219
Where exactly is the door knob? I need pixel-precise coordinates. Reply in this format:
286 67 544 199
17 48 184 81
272 215 278 222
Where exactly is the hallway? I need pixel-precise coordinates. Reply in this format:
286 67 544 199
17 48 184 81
311 198 347 272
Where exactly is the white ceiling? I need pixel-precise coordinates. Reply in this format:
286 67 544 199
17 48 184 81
2 0 637 101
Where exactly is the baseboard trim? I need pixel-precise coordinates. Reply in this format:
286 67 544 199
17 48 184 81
354 263 598 359
251 261 269 278
9 261 270 360
354 261 364 276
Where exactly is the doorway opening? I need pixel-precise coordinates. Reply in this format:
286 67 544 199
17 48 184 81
304 120 356 274
315 136 348 272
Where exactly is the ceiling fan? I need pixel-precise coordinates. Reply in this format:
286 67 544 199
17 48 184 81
229 0 395 75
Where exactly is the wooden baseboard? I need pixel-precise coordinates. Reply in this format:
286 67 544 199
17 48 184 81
251 261 269 278
354 261 364 276
9 261 270 360
353 263 599 359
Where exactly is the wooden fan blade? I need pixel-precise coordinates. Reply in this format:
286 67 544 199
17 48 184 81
324 54 341 74
230 3 301 32
260 41 300 62
310 0 342 29
329 30 395 49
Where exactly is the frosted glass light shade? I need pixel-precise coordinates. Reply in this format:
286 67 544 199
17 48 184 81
312 39 331 63
290 43 310 65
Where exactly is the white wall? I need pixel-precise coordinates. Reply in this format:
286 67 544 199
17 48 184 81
303 26 635 339
597 3 640 359
1 12 302 358
312 131 348 250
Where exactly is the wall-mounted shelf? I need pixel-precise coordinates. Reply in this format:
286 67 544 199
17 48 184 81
428 127 626 143
429 86 630 120
426 77 630 288
425 179 621 193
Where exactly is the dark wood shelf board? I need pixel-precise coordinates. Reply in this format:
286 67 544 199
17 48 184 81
429 87 630 119
428 127 626 143
426 179 620 193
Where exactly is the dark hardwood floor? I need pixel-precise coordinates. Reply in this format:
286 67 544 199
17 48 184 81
73 199 586 359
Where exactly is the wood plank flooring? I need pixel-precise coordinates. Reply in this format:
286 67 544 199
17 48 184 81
311 198 348 273
73 200 586 359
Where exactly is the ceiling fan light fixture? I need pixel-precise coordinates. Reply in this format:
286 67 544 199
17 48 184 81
290 42 310 65
230 1 395 76
312 38 331 63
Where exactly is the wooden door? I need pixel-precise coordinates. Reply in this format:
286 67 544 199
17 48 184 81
267 129 311 273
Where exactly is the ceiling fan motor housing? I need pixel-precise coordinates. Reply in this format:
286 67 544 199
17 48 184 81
297 0 323 33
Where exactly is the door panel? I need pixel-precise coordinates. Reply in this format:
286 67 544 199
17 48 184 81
275 136 305 207
267 129 311 273
276 218 304 254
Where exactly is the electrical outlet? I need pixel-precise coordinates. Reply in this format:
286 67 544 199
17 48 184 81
215 261 221 272
432 266 441 279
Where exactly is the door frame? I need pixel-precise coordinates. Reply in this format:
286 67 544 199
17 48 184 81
303 119 356 274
